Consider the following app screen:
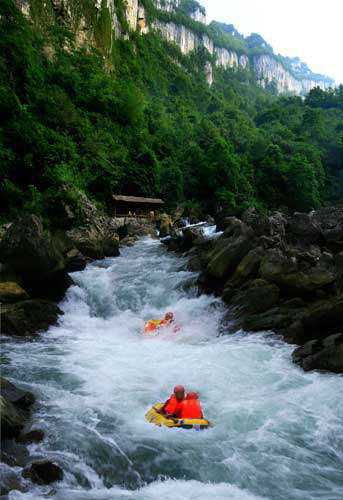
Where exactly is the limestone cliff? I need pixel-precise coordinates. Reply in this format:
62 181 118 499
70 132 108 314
17 0 334 95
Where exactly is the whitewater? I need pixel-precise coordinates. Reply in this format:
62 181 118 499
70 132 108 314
1 238 343 500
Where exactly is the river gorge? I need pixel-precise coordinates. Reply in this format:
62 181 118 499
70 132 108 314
1 237 342 499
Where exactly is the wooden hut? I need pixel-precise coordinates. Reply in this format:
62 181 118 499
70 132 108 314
112 195 164 218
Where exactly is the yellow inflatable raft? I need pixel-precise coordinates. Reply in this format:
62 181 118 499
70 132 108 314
145 404 210 430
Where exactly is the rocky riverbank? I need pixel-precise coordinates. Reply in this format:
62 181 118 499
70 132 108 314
0 197 158 493
163 207 343 374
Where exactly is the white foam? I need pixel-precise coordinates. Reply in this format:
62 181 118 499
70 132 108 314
2 238 343 500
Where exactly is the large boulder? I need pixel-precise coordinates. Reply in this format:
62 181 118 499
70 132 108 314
287 212 322 245
224 247 264 289
0 378 35 409
227 279 280 315
0 378 35 439
292 333 343 373
0 396 24 439
312 207 343 252
0 216 73 300
1 300 63 336
285 295 343 345
0 282 29 303
206 223 256 282
0 215 64 283
158 213 173 238
259 249 336 294
66 225 119 260
22 461 64 485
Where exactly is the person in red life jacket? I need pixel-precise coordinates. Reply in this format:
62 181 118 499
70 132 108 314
159 385 185 419
161 312 180 333
179 392 203 419
144 312 180 334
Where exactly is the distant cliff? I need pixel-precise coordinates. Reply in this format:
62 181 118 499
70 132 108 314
17 0 334 95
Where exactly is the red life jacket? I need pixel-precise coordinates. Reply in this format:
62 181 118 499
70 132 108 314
163 394 183 416
179 399 203 419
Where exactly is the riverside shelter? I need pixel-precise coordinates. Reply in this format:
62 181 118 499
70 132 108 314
112 195 164 218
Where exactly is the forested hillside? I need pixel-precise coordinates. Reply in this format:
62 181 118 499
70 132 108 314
0 0 342 226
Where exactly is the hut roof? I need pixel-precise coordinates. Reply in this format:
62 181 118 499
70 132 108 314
112 195 164 205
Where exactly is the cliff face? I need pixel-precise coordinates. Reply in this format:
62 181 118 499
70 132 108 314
17 0 334 95
254 55 332 94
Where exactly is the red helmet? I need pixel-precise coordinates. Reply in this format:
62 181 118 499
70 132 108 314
174 385 185 393
165 312 174 320
187 392 199 400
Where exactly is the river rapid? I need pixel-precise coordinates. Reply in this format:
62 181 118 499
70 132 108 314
1 238 343 500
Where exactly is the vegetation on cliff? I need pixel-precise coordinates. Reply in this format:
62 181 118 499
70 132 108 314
0 0 342 225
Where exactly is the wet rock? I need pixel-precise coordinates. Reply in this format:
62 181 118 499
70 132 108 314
0 282 29 303
242 305 298 333
66 225 119 260
286 296 343 345
64 248 87 272
1 378 36 440
0 378 35 409
0 396 24 438
1 300 63 336
0 464 26 496
287 212 322 245
206 228 256 282
16 429 45 445
0 215 65 286
311 207 343 253
22 461 64 485
1 438 30 466
228 279 280 314
224 247 264 289
181 226 205 251
119 236 137 247
158 213 173 237
259 248 336 294
292 333 343 373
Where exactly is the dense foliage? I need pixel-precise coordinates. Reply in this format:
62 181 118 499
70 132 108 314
0 0 342 225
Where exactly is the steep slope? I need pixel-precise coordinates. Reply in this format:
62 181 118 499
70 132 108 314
1 0 342 224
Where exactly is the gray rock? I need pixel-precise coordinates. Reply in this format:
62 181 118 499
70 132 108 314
16 430 45 445
0 378 35 409
65 248 87 272
66 224 120 260
292 333 343 373
229 279 280 314
22 461 64 485
0 215 65 283
1 300 63 336
287 212 322 245
206 227 256 282
0 396 24 439
259 248 336 294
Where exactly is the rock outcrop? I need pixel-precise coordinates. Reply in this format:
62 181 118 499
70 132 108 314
22 461 64 485
1 300 63 337
293 333 343 373
16 1 333 95
166 207 343 373
0 378 35 439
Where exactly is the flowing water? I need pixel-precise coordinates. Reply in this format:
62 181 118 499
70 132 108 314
1 238 343 500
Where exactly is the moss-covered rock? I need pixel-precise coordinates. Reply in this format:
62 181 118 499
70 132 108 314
229 279 280 315
0 282 29 303
0 396 24 439
0 215 65 283
206 228 256 282
1 300 63 336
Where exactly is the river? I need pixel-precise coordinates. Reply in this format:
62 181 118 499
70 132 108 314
1 238 343 500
